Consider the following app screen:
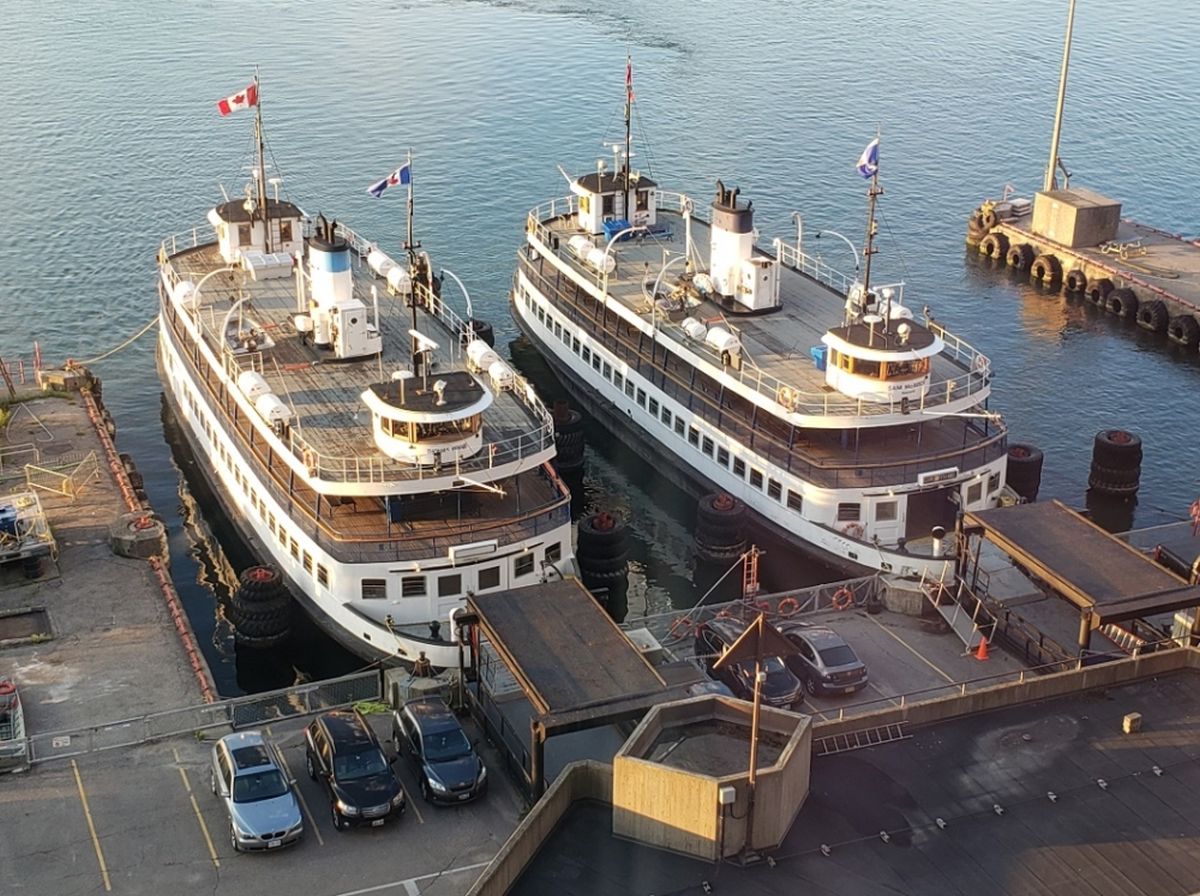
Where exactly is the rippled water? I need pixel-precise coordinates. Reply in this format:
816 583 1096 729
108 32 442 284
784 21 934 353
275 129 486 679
2 0 1197 693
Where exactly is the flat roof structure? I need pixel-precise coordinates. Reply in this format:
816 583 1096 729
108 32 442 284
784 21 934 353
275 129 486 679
469 580 666 715
963 501 1200 628
501 667 1200 896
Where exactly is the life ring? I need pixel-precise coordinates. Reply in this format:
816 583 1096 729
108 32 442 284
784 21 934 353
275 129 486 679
831 587 855 610
778 597 800 617
302 448 317 475
841 522 865 540
973 354 989 375
668 616 693 640
777 385 795 410
0 680 15 696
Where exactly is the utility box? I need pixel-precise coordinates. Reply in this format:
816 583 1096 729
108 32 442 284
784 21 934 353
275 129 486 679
1031 187 1121 248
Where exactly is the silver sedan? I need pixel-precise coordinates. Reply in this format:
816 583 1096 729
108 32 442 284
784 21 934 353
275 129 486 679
210 730 304 852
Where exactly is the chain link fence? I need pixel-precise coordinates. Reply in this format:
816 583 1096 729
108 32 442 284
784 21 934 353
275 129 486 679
24 670 381 765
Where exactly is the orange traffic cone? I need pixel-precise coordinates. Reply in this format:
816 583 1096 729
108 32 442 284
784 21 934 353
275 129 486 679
974 636 989 661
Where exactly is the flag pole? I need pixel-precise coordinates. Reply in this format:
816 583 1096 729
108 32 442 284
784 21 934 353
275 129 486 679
404 148 415 263
254 67 271 252
861 128 881 296
624 53 632 204
404 148 422 372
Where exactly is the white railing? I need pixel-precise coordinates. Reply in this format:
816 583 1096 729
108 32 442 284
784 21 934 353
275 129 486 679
523 201 994 421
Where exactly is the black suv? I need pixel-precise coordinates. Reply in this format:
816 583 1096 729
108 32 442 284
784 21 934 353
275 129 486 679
693 617 803 708
392 698 487 804
304 710 406 830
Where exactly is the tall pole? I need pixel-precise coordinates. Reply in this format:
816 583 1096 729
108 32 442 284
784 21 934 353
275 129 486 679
743 616 764 861
624 54 633 202
862 137 881 294
254 69 272 252
405 148 416 263
1045 0 1077 193
404 148 420 369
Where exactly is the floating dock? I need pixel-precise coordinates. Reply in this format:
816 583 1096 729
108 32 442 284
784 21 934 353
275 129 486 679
967 187 1200 352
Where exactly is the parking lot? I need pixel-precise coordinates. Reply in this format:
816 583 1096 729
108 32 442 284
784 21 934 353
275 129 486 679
0 711 522 896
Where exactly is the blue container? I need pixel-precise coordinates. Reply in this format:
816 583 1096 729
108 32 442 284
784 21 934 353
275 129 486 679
810 345 828 371
603 218 632 242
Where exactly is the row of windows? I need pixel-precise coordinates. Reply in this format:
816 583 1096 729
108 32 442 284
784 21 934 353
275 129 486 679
359 543 561 600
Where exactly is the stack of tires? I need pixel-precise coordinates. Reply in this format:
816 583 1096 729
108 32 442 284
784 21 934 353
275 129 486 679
576 511 629 608
694 493 747 565
461 318 495 348
551 401 585 477
1005 443 1044 502
1088 430 1142 499
228 565 292 649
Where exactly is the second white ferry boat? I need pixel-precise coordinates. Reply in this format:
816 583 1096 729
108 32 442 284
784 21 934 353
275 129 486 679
157 77 573 665
511 63 1008 579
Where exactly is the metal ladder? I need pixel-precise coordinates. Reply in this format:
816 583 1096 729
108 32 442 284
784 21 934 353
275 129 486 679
920 566 987 651
815 722 910 756
1099 622 1148 655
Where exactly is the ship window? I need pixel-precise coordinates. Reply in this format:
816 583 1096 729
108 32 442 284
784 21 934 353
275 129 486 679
876 501 898 522
514 553 535 578
661 407 672 427
401 576 426 598
966 481 984 505
837 503 861 522
636 389 647 408
303 551 313 574
988 472 1001 493
625 380 635 399
602 194 615 216
750 468 764 490
237 223 251 244
361 578 387 600
582 346 591 364
268 514 276 535
554 322 562 338
603 362 612 379
787 490 803 512
886 359 925 379
614 372 624 391
717 446 730 468
855 359 881 378
733 458 746 478
438 574 461 598
290 540 300 561
280 220 293 242
768 478 782 500
546 542 562 564
674 417 685 437
702 436 714 457
572 337 580 354
478 566 501 591
317 564 329 587
687 427 699 447
592 354 601 373
637 190 649 211
648 397 659 415
580 194 591 214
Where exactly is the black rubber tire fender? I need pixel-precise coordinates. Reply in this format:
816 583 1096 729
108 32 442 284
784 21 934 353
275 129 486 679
1006 243 1034 271
1031 254 1062 285
978 232 1009 260
1092 430 1143 468
1085 277 1113 306
1167 314 1200 349
1063 269 1088 294
1136 299 1170 334
1105 288 1138 319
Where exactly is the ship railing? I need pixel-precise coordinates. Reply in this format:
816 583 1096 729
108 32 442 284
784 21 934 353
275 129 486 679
336 223 554 429
774 239 858 296
158 225 216 262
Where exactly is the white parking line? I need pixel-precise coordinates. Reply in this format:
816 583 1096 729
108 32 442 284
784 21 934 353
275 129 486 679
333 860 492 896
274 747 325 847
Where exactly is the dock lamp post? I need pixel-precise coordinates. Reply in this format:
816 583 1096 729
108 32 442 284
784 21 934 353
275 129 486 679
811 229 860 275
438 267 475 353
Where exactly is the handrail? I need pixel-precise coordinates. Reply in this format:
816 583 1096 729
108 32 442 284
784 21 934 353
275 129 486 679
525 200 996 422
159 223 557 486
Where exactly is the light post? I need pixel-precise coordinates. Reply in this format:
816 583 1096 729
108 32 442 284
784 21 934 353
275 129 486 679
439 267 474 346
811 229 860 274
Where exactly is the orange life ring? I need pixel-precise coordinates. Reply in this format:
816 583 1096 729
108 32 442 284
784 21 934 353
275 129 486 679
841 522 865 540
778 597 800 617
303 448 317 475
831 586 855 610
0 680 15 696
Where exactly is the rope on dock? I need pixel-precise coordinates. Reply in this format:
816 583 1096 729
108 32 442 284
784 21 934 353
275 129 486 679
73 315 160 366
80 382 217 703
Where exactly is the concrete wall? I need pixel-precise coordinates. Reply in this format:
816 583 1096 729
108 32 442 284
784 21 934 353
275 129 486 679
813 647 1197 740
747 720 812 854
613 756 720 860
466 760 612 896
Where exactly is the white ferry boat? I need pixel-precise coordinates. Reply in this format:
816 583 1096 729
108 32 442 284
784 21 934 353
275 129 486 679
511 65 1007 579
157 78 572 666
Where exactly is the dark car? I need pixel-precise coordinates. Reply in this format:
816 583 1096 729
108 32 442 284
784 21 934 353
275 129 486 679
693 617 803 708
779 621 869 697
392 698 487 804
304 710 406 831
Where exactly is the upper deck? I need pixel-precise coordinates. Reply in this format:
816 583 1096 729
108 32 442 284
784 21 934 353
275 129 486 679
159 222 554 493
526 193 996 430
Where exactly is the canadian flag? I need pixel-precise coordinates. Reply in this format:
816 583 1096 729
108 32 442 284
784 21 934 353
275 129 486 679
217 83 258 116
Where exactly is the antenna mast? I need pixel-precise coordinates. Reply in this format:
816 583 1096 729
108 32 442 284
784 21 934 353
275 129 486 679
1044 0 1077 193
862 133 881 294
623 54 633 196
253 68 272 252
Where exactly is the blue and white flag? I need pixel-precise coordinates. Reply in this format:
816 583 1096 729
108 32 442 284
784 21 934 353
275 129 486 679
856 138 880 179
367 161 412 198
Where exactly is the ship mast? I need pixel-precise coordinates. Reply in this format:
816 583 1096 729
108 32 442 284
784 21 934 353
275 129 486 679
253 69 271 252
623 54 633 197
861 133 881 296
1044 0 1077 192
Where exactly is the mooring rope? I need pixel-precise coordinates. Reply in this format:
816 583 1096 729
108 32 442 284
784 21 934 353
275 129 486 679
74 315 160 365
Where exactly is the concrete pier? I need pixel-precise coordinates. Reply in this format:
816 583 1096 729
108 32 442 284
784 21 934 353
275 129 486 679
0 386 212 740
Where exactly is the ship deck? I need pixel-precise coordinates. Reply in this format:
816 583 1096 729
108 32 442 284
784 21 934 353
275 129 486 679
169 243 542 466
